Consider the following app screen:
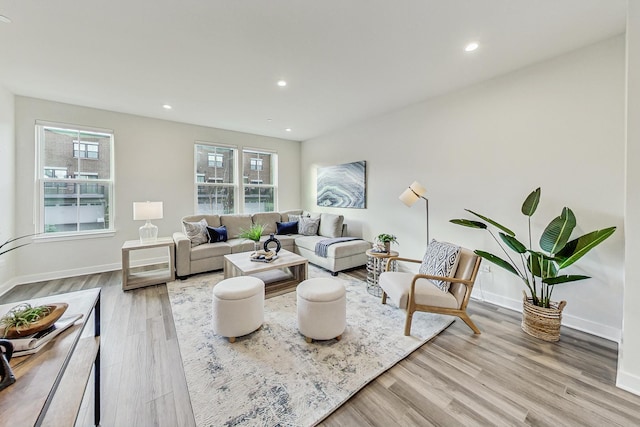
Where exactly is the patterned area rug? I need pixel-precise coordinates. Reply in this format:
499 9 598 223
167 266 454 427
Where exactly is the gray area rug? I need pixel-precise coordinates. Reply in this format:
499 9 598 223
167 266 454 426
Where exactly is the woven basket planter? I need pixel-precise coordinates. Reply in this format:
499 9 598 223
521 292 567 342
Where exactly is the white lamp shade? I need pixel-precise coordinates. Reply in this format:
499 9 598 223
409 181 426 197
399 181 427 207
399 188 419 207
133 201 163 221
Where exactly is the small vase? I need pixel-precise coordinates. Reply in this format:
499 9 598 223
384 241 391 253
254 241 261 252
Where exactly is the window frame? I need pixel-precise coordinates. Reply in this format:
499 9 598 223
194 142 238 215
35 121 115 238
242 148 278 213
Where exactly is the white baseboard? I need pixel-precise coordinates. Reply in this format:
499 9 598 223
471 289 621 343
617 370 640 397
0 256 168 298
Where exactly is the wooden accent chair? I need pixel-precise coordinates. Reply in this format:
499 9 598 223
379 246 482 336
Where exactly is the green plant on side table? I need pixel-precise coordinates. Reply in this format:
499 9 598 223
375 233 398 253
239 224 266 251
450 187 616 341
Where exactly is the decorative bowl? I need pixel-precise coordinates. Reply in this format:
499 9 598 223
0 302 68 338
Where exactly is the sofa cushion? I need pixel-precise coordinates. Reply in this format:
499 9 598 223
319 213 344 238
276 220 298 235
190 242 232 261
418 240 461 292
227 238 257 253
220 214 252 239
182 218 209 247
207 225 228 243
299 216 320 236
252 212 281 235
280 209 303 222
295 235 370 258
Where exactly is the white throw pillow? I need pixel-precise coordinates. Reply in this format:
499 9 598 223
182 218 209 247
418 240 461 292
298 216 320 236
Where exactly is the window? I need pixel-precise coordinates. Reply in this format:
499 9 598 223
195 143 236 214
242 149 277 213
208 153 223 168
36 123 114 235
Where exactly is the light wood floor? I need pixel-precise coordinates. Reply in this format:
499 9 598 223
3 268 640 426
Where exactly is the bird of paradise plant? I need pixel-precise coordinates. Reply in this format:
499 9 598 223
0 234 36 257
451 188 616 308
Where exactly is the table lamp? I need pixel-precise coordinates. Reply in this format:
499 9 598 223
133 201 163 243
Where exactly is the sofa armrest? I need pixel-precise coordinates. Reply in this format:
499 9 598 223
173 232 191 277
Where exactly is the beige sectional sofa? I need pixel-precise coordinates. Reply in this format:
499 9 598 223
173 210 370 278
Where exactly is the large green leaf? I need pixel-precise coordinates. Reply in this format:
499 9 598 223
521 188 541 217
555 227 616 269
449 219 487 229
499 233 527 253
527 251 557 279
539 207 576 254
543 275 590 285
466 210 515 236
474 250 519 276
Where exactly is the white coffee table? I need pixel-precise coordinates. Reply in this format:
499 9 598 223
223 249 308 293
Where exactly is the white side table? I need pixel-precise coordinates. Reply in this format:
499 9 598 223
121 237 175 291
366 249 399 297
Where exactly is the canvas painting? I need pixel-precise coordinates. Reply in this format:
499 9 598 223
317 161 366 208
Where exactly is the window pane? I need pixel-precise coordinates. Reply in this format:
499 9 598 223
43 181 110 232
197 185 235 214
196 145 234 184
244 186 274 214
43 127 111 179
243 151 272 184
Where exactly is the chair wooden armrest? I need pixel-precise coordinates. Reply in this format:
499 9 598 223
411 273 474 286
384 256 420 271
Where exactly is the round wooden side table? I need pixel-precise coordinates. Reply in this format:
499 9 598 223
365 249 399 297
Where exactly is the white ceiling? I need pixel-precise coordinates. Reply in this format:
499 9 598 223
0 0 627 141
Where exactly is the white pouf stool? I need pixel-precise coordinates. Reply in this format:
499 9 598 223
296 278 346 343
212 276 265 343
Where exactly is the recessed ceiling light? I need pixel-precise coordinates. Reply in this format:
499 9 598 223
162 104 172 110
0 15 12 24
285 128 292 132
267 118 273 122
277 80 287 87
465 42 479 52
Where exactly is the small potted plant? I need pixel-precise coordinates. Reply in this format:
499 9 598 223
375 233 398 253
239 224 266 252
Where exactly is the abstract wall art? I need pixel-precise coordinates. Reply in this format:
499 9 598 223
317 161 366 208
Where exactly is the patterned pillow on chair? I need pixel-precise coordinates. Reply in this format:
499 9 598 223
418 240 461 292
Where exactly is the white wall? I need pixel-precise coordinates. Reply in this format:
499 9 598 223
13 97 300 282
0 86 15 292
619 3 640 395
301 36 626 341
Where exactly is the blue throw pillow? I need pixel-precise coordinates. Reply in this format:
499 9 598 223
207 225 228 243
276 221 298 235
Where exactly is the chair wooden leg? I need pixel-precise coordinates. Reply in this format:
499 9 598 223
459 313 481 334
381 291 387 304
404 309 414 336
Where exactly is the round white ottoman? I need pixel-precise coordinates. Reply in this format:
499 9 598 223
212 276 265 343
296 278 346 343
